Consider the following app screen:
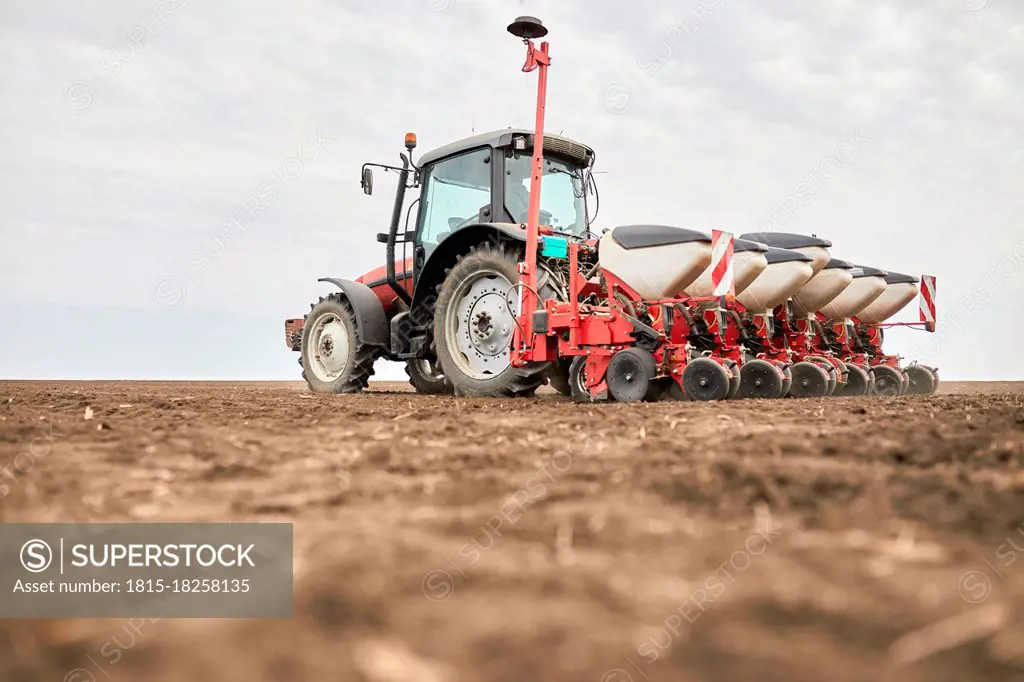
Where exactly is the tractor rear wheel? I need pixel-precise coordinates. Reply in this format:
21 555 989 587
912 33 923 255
300 293 377 393
904 364 936 395
433 243 551 397
405 358 453 395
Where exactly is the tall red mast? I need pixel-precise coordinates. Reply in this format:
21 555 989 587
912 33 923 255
507 16 550 364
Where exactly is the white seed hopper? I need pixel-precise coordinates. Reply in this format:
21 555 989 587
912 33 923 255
855 271 920 323
739 233 851 315
791 258 854 317
740 232 832 276
818 264 888 319
599 225 711 299
735 247 815 312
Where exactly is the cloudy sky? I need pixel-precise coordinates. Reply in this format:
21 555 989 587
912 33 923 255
0 0 1021 380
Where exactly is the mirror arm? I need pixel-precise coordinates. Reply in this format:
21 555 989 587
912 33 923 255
363 161 408 174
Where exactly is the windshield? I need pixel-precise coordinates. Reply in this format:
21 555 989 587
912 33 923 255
504 152 588 236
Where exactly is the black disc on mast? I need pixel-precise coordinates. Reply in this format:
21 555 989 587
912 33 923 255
507 16 547 40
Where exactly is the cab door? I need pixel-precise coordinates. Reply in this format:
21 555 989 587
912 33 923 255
412 147 493 283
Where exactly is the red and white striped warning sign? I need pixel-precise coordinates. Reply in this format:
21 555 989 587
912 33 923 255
711 229 735 297
919 274 936 329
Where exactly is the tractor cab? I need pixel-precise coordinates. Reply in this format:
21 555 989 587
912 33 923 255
360 128 597 311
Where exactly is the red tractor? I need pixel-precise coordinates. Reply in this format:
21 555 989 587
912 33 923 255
282 121 599 396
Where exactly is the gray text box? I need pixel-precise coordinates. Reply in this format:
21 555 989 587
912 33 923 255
0 523 292 617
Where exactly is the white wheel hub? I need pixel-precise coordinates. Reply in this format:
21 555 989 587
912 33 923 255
308 313 350 382
446 270 517 380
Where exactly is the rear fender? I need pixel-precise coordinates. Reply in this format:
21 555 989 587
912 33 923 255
411 222 526 313
317 278 389 348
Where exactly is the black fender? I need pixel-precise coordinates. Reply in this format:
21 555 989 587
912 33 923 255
411 222 527 311
317 278 389 348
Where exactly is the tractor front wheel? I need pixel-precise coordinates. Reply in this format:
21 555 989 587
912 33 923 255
300 293 377 393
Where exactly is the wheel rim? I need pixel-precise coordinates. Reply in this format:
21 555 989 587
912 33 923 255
308 313 350 382
445 268 517 380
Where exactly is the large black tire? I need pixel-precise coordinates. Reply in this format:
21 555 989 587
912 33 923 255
405 358 453 395
300 293 376 393
433 243 551 397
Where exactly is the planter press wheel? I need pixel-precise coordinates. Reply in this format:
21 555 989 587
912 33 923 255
606 348 657 403
788 361 830 398
904 364 936 395
780 365 793 397
871 365 904 396
739 359 784 399
725 360 742 400
681 357 732 402
838 363 870 396
567 356 610 402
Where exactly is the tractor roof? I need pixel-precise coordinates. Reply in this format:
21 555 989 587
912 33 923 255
418 128 595 168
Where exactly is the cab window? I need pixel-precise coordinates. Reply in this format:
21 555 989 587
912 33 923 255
417 148 491 255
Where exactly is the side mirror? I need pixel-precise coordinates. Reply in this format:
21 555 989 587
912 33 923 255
361 167 373 195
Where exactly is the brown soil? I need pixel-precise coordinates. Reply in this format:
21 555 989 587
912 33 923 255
0 380 1022 682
